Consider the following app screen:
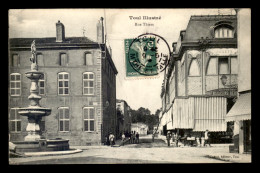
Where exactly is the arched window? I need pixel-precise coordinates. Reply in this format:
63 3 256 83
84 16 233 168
83 107 95 132
207 57 217 75
60 53 67 66
58 107 70 132
39 74 45 95
189 59 200 76
36 54 44 66
9 108 21 132
85 53 93 65
10 73 21 96
215 26 233 38
83 72 94 95
12 54 19 67
58 72 69 95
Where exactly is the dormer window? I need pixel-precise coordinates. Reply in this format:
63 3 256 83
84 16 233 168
214 26 233 38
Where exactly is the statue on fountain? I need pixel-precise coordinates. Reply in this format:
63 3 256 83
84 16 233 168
30 40 38 71
13 40 70 153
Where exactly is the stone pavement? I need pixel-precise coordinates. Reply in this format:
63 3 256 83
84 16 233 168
156 134 251 163
9 135 251 164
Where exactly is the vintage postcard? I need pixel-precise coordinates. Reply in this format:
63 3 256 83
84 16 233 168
8 8 251 164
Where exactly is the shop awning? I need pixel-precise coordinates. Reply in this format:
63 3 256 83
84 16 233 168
167 107 174 130
226 92 251 122
193 97 227 132
172 98 194 129
171 96 228 132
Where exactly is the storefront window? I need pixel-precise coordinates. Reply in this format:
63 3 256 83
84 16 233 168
189 59 200 76
219 57 229 74
207 57 217 75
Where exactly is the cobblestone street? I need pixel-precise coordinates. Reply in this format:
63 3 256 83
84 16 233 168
9 135 251 164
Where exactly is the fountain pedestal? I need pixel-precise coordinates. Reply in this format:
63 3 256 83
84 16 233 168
11 41 70 153
18 71 51 141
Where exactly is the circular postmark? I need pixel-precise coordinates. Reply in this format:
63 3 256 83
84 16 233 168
128 33 171 76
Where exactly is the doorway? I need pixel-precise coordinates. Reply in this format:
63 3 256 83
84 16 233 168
243 120 251 153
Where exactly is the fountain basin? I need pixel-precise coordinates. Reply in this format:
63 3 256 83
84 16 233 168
19 107 51 117
25 71 44 80
12 139 70 153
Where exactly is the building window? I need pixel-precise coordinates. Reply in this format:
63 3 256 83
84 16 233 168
39 74 45 95
83 107 95 132
189 59 200 76
83 72 94 95
58 107 70 132
207 57 217 75
231 57 238 74
58 72 69 95
10 73 21 96
85 53 93 65
215 27 233 38
207 56 238 75
9 108 21 132
37 54 44 66
60 53 67 66
219 57 229 74
12 54 19 67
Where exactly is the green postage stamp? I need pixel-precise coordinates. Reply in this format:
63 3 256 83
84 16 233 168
125 33 170 77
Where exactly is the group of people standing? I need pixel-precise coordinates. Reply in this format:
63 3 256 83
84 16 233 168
121 131 139 146
104 131 140 147
104 132 116 147
166 130 211 147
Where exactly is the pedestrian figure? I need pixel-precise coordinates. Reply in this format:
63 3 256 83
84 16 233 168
109 132 115 147
121 132 126 146
166 131 172 147
136 132 139 144
129 131 132 144
133 131 136 144
196 136 200 147
204 130 211 147
173 133 178 147
131 131 134 144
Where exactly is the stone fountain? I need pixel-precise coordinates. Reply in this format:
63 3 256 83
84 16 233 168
12 41 70 153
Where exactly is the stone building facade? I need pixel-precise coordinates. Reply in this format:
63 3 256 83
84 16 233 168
160 15 238 141
8 19 118 146
116 99 132 137
226 9 251 153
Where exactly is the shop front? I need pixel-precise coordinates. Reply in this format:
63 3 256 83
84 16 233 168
170 96 228 145
226 92 251 153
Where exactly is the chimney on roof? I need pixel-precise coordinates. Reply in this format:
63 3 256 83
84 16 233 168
180 30 186 41
56 20 65 42
97 17 104 44
172 42 177 53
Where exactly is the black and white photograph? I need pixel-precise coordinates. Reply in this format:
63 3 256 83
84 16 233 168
8 8 251 164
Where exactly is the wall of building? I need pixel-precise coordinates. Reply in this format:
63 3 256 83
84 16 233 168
116 101 131 134
237 9 251 93
169 68 176 103
9 48 104 145
176 58 186 96
101 50 117 140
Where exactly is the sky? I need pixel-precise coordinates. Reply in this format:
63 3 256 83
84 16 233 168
9 8 235 114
